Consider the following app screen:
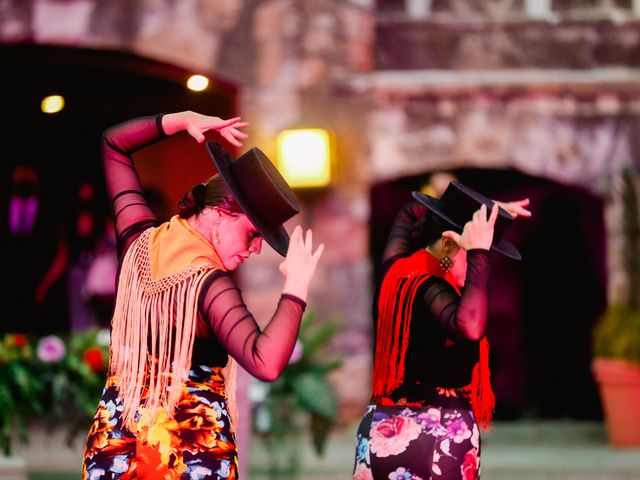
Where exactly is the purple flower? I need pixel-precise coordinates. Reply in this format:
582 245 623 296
37 335 66 363
288 339 304 364
447 418 472 444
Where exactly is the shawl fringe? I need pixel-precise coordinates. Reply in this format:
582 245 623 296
372 249 495 429
109 227 239 430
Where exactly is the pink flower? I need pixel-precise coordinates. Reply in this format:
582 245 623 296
447 418 472 443
370 415 422 458
387 467 423 480
417 408 441 429
461 448 479 480
288 339 303 364
37 335 66 363
353 463 373 480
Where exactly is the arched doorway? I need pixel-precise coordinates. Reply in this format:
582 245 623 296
1 44 237 333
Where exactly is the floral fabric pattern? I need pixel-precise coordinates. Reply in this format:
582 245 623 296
353 397 480 480
83 365 237 479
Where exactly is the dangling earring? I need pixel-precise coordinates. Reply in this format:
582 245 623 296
440 255 453 272
211 208 220 245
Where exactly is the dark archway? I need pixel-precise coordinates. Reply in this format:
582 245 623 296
1 44 237 334
369 168 607 419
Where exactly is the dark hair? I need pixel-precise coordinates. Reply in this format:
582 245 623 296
178 174 243 219
411 210 453 251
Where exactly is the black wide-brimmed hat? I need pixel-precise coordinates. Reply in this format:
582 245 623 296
205 141 301 256
412 180 521 260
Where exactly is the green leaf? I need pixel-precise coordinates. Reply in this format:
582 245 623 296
291 372 338 419
313 359 343 374
301 318 340 359
310 412 333 456
298 311 317 339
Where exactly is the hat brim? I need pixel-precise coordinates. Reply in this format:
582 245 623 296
206 141 291 257
411 191 522 260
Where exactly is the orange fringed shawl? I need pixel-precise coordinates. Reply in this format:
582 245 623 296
372 249 495 429
109 215 238 430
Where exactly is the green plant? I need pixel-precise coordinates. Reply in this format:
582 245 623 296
0 329 109 456
0 334 44 455
252 311 342 475
593 168 640 363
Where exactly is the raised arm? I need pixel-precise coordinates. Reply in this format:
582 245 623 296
199 273 306 381
102 111 247 257
102 115 165 257
422 250 491 341
199 226 324 381
382 200 428 265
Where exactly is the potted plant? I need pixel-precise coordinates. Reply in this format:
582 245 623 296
251 311 342 479
592 168 640 447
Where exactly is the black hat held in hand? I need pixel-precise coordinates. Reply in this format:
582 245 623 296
412 180 521 260
205 141 301 257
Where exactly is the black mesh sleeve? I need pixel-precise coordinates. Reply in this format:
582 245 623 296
101 114 166 258
421 249 491 341
198 271 306 381
382 201 428 268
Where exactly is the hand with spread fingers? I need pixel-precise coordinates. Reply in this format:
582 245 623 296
442 203 499 251
280 225 325 302
162 110 249 147
493 198 532 219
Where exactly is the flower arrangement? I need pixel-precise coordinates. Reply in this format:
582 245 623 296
251 310 342 476
0 328 110 456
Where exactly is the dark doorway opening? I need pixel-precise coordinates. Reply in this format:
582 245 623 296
369 168 607 420
1 44 236 334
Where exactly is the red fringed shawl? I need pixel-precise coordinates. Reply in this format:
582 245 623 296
372 249 495 429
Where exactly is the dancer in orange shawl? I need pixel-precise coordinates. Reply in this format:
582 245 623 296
353 181 530 480
82 111 323 479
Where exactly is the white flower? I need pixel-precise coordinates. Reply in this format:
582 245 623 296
97 328 111 347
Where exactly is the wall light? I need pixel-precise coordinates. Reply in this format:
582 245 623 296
187 74 209 92
276 128 332 188
41 94 65 114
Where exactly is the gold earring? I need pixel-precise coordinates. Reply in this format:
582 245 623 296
213 228 220 244
440 255 453 272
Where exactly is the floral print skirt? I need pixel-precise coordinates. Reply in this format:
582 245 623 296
353 391 480 480
82 365 238 480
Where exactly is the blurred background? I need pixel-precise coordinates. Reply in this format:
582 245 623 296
1 0 640 479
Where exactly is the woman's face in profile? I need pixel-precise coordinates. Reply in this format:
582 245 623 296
214 212 263 270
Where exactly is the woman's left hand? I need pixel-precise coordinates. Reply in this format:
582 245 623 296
493 198 531 219
185 113 249 147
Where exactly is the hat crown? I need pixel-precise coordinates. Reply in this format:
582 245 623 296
412 180 521 260
205 141 300 256
228 147 300 228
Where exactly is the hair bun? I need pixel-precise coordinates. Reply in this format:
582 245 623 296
178 183 207 218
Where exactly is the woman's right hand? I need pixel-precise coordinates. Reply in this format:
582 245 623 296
443 203 499 251
280 226 325 301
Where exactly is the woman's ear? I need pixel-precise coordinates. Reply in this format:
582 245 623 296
441 236 458 256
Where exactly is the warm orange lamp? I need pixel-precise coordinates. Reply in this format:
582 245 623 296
276 128 332 188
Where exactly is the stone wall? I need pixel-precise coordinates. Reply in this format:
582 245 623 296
2 0 640 424
0 0 377 422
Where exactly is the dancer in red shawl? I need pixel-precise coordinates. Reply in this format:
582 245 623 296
353 181 530 480
82 111 324 479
